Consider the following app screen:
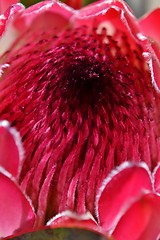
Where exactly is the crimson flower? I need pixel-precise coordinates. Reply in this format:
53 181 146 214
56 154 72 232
0 0 160 239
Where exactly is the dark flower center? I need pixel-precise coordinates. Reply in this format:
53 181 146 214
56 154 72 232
0 25 160 222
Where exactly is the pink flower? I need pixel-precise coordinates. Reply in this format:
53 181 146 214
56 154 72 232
0 0 160 238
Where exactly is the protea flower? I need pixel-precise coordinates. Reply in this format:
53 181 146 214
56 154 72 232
0 0 160 239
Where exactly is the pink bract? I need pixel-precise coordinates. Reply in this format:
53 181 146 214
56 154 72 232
96 162 160 239
0 121 36 238
0 0 160 239
0 0 19 14
139 8 160 44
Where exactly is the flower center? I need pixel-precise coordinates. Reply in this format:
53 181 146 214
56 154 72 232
0 26 160 222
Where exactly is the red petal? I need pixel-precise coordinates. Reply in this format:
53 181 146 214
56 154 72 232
0 169 36 238
139 9 160 44
0 3 24 55
65 0 82 9
0 0 19 14
0 3 24 37
138 9 160 91
76 0 133 20
0 1 74 56
74 0 140 43
0 121 23 179
112 193 160 240
153 164 160 194
13 1 74 34
47 211 100 233
96 163 152 232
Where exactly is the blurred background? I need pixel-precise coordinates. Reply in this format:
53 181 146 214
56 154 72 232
125 0 160 17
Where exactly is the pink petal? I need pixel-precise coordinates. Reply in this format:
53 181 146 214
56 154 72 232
139 9 160 44
138 9 160 91
153 164 160 194
0 169 36 238
76 0 133 19
74 0 140 43
0 1 74 56
96 162 152 232
13 1 74 34
0 3 24 55
0 0 19 14
0 121 23 179
112 193 160 240
0 3 24 37
138 9 160 90
47 211 100 233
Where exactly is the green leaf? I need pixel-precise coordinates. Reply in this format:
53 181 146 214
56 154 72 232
76 0 97 6
21 0 42 7
11 227 109 240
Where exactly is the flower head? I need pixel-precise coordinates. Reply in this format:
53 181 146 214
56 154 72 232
0 0 160 238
